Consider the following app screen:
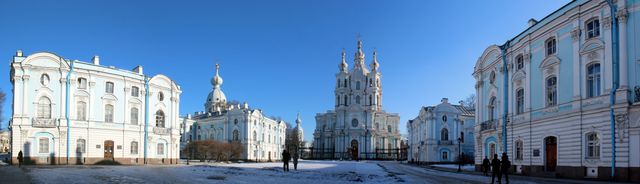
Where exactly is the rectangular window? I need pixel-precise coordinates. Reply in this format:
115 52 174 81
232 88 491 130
77 101 87 121
131 142 138 155
157 143 164 155
78 78 87 89
131 86 139 97
130 108 139 125
587 64 601 98
39 138 49 153
77 139 86 153
515 141 523 160
546 38 556 56
105 105 114 123
586 19 600 39
546 77 557 106
516 89 524 114
442 152 448 160
106 82 114 94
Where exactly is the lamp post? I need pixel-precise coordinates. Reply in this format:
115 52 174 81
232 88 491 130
457 137 462 172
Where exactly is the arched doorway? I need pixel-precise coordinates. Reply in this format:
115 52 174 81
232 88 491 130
544 136 557 172
351 139 358 160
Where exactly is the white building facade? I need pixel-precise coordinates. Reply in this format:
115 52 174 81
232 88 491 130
473 0 640 181
407 98 475 164
180 64 287 161
9 51 182 165
314 40 401 160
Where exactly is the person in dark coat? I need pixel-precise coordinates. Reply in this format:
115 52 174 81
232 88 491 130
17 150 23 167
482 156 490 176
292 152 299 170
281 150 290 172
491 154 501 184
501 153 511 184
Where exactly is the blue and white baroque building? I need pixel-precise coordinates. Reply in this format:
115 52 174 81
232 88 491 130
407 98 475 163
473 0 640 181
9 51 182 165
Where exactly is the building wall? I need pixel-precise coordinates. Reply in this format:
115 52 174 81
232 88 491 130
473 0 640 181
9 52 181 165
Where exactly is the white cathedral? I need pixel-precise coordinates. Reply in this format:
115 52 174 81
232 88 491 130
313 39 401 160
180 64 288 162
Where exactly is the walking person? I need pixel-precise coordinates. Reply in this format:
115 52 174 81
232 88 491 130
292 152 299 170
501 153 511 184
17 150 23 167
482 156 490 176
281 150 290 172
490 154 501 184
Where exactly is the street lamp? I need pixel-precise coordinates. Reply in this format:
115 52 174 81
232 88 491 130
457 137 462 172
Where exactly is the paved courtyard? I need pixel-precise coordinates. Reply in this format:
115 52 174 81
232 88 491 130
0 160 627 184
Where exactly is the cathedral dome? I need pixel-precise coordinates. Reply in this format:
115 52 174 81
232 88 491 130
207 88 226 104
206 63 227 112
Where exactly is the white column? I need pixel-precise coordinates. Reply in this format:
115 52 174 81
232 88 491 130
617 8 628 88
571 21 581 100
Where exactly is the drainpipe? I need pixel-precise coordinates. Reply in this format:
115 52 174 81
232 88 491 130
65 60 75 164
499 42 510 154
605 0 619 179
144 76 149 164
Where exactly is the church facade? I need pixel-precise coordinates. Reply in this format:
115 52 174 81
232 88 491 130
313 40 401 160
407 98 475 164
180 64 287 162
473 0 640 181
9 51 182 165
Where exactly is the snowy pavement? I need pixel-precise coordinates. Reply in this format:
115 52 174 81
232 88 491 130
4 160 627 184
23 160 402 184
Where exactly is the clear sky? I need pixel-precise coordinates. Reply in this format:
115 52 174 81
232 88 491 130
0 0 570 141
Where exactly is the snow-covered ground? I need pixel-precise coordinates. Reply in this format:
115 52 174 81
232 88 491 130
25 160 404 184
430 164 475 171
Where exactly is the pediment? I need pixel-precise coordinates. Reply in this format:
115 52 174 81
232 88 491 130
539 55 560 69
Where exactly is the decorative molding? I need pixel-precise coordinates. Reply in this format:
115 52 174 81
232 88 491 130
571 28 581 42
587 51 599 60
602 16 611 29
615 113 628 142
616 8 628 23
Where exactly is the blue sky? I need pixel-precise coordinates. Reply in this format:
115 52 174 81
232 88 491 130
0 0 569 141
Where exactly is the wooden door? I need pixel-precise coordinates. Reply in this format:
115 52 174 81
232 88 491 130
104 140 114 160
351 139 358 160
545 137 557 172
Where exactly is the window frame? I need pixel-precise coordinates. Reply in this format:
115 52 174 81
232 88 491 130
586 132 600 159
585 18 600 39
131 86 139 97
516 54 524 70
516 88 525 114
38 97 52 119
155 110 165 127
587 63 601 98
546 37 557 56
76 139 86 153
130 107 139 125
441 128 449 141
105 82 114 94
105 104 114 123
77 77 87 89
77 101 87 121
545 76 558 107
131 141 139 155
39 137 49 153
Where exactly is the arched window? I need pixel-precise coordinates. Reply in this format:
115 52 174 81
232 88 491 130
489 71 496 84
356 95 361 104
441 128 449 141
158 92 164 101
516 88 524 114
233 130 239 141
76 139 86 153
587 63 601 98
546 76 557 106
369 78 373 87
516 54 524 70
38 97 52 119
105 82 114 94
387 125 392 133
130 107 139 125
586 132 600 158
253 131 257 141
105 104 114 123
515 140 523 160
488 97 496 120
131 86 139 97
356 81 361 90
155 110 165 127
343 79 347 88
546 37 557 56
77 101 87 121
344 95 349 106
586 18 600 39
369 95 372 105
351 119 358 127
131 141 138 154
77 77 87 89
442 151 448 160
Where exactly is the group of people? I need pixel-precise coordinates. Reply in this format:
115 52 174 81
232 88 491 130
482 153 511 184
281 150 299 172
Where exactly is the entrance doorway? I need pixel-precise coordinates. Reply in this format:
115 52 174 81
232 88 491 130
544 136 557 172
104 140 114 160
351 139 358 160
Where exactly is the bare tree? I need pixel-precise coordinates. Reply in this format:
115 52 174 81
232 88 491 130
462 94 476 109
